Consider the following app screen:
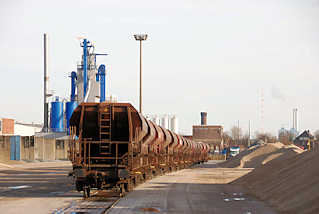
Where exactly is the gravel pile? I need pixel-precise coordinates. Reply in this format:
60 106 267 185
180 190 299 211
225 143 319 214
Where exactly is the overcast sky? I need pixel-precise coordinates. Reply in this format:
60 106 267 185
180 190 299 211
1 0 319 136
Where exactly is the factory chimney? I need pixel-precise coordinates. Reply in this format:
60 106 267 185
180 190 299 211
200 112 207 126
42 33 49 132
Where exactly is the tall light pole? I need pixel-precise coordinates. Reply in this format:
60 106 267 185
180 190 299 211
134 34 148 113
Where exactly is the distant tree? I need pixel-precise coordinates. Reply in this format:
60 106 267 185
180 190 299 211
255 132 277 143
314 130 319 141
230 126 242 142
223 132 233 147
277 130 294 145
241 133 250 147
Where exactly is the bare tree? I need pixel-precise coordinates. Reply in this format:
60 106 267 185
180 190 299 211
241 133 250 147
223 132 233 147
230 126 242 142
277 130 294 145
255 132 277 143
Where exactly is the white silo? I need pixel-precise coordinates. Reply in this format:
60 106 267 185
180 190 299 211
145 115 151 120
154 115 161 126
151 115 156 123
161 115 169 129
171 115 179 134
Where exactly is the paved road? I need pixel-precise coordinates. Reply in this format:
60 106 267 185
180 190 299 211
109 161 277 214
0 161 82 214
0 161 278 214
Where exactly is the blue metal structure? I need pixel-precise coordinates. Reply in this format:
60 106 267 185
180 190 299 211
79 38 107 103
10 136 20 160
67 71 78 134
97 64 106 102
66 101 78 131
70 71 77 101
83 39 88 98
50 99 64 132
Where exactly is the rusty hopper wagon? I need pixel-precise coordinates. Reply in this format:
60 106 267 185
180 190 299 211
69 102 210 197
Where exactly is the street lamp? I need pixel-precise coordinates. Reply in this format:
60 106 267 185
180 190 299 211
134 34 148 113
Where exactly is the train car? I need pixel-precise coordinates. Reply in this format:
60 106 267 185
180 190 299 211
69 102 209 197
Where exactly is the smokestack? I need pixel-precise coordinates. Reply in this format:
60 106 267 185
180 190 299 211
43 33 49 132
200 112 207 126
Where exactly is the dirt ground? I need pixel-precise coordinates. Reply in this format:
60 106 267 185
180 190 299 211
231 144 319 214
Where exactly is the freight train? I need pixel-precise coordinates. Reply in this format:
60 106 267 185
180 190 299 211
69 102 210 197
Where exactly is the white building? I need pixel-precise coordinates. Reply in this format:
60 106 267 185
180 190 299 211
14 122 42 136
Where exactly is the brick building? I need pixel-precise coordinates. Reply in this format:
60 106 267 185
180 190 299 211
192 112 223 153
0 118 14 135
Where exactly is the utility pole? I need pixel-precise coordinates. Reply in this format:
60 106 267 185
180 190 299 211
237 120 240 145
248 120 251 147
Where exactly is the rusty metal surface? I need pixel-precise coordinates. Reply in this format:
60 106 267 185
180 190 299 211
143 119 156 146
68 102 210 195
160 126 172 149
135 112 148 142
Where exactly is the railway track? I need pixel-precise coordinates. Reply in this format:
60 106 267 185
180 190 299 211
52 191 121 214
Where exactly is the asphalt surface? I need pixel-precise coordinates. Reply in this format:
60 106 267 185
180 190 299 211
0 160 278 214
0 161 82 214
108 161 277 214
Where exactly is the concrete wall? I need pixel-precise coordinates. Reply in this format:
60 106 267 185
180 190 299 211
34 137 56 161
0 136 11 161
209 154 226 160
55 139 69 160
34 136 69 161
0 135 69 162
20 136 35 161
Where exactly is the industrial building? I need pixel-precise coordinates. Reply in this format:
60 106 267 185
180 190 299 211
0 36 110 162
0 116 67 162
192 112 224 153
0 118 42 136
0 133 69 162
0 117 69 162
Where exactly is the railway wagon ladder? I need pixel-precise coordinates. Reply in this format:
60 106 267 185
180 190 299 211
99 105 112 155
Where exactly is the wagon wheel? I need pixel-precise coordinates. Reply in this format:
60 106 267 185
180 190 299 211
125 180 133 192
83 186 91 198
142 173 146 181
120 183 126 197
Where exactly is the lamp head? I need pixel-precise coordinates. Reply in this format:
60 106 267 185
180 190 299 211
134 34 148 41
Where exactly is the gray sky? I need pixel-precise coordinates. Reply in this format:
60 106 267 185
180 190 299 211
1 0 319 135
